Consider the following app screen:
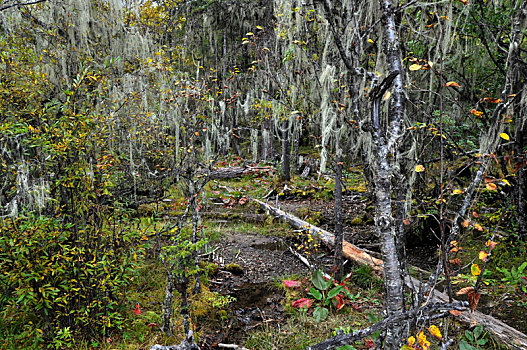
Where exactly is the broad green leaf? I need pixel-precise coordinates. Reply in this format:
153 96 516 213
313 306 329 322
327 285 344 299
309 287 323 301
311 269 332 291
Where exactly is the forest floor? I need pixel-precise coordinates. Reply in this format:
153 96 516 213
131 166 526 350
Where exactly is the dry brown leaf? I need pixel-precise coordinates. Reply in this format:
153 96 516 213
456 287 474 296
468 291 481 312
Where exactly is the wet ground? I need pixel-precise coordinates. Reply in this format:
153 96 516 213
195 194 527 348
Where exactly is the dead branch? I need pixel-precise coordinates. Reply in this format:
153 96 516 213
0 0 47 12
252 198 384 271
305 301 467 350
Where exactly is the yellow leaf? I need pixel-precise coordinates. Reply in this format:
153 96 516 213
407 336 416 346
368 38 374 43
500 133 510 140
382 90 391 101
418 332 431 349
479 250 488 262
502 179 511 186
474 223 484 231
446 81 461 87
486 183 497 191
415 164 425 172
429 325 442 340
471 263 481 276
409 64 422 71
452 189 463 194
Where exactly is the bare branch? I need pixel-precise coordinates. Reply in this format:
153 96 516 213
0 0 48 12
304 301 468 350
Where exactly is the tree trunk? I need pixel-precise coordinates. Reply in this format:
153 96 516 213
280 118 290 181
334 155 344 281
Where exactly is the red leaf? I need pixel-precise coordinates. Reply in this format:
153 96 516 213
292 298 314 309
364 338 375 349
134 303 141 315
283 280 301 288
335 295 345 310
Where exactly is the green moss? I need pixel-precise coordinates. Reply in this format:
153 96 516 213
349 217 364 226
225 263 244 275
199 261 219 276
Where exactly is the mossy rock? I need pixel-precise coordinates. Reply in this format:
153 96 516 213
199 261 219 276
349 217 364 226
225 263 244 275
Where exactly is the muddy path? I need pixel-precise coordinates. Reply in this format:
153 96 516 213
199 232 335 348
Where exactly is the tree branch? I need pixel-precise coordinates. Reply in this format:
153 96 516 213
0 0 48 12
304 301 468 350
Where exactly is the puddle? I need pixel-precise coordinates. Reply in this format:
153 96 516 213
250 240 287 251
205 282 284 346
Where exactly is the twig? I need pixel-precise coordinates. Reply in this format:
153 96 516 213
0 0 47 12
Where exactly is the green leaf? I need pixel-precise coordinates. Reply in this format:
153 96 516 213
309 287 323 301
465 330 474 342
311 269 332 291
312 306 329 322
459 340 475 350
473 325 483 339
327 285 344 299
477 338 488 345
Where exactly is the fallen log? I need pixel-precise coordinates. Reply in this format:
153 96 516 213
254 198 527 349
209 166 273 179
252 198 384 271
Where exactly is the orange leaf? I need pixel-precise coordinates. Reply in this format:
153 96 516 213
470 109 483 117
449 310 462 316
446 81 461 87
474 223 484 231
458 0 469 4
468 291 481 311
449 258 461 266
472 211 479 218
403 218 411 225
484 176 496 183
479 251 488 262
461 220 470 228
483 97 501 103
456 287 474 296
485 240 498 250
486 183 497 191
